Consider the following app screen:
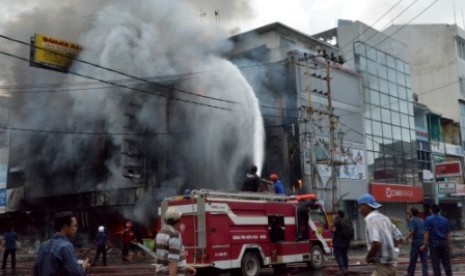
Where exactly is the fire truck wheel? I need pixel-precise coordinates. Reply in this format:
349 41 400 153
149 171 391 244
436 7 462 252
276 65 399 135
307 245 324 269
240 251 261 276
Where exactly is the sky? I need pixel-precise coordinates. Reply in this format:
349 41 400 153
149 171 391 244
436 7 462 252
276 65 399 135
241 0 465 35
1 0 465 37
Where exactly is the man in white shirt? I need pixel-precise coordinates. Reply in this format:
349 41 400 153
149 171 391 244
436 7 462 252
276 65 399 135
358 193 404 276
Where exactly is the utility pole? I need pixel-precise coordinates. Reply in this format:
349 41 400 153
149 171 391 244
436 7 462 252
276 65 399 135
294 52 340 212
325 60 339 212
303 55 316 193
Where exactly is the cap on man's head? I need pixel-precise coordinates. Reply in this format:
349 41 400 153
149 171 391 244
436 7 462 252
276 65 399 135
164 207 182 222
98 226 104 232
357 193 382 209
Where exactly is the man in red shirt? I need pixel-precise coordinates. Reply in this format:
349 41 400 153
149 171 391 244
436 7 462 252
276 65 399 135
121 221 136 262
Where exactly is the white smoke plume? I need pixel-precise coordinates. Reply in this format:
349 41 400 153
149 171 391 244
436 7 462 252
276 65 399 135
0 0 264 223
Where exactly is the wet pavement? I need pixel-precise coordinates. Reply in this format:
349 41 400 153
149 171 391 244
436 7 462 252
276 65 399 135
1 230 465 275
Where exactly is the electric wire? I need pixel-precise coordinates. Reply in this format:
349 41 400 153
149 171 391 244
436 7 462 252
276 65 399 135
0 48 233 111
0 33 237 104
337 0 405 50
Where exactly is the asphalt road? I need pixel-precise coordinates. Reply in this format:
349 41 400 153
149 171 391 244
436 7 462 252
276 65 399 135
2 234 465 275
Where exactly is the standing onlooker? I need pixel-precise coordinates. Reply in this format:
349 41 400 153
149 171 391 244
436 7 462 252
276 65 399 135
121 221 137 262
332 210 351 275
241 165 261 192
155 207 196 276
420 204 452 276
357 194 403 276
33 212 90 276
1 227 18 271
406 208 428 276
269 173 285 195
92 225 108 266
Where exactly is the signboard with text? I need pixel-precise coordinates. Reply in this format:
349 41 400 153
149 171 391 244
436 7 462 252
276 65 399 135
435 161 463 178
370 183 424 203
30 33 81 72
454 184 465 196
438 182 456 194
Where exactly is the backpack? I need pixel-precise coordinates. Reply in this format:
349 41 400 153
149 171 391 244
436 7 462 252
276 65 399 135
341 220 354 240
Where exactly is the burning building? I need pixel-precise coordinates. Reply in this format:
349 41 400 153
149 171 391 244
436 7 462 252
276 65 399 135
0 1 264 237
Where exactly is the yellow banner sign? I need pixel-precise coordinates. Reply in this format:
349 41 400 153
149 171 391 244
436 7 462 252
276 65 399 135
32 33 81 71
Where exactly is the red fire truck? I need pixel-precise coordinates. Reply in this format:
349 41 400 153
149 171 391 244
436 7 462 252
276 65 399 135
158 189 333 276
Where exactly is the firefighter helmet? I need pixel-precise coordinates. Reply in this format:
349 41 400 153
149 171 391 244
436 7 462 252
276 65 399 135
164 207 182 223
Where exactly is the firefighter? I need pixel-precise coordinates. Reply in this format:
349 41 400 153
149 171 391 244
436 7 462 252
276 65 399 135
92 226 108 266
241 165 262 192
120 221 137 262
269 173 285 195
155 207 196 276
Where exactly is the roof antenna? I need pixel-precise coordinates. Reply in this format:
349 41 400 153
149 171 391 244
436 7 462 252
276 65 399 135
462 8 465 30
215 10 220 36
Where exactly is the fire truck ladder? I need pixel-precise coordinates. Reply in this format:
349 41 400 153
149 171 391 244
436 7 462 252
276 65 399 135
190 189 288 202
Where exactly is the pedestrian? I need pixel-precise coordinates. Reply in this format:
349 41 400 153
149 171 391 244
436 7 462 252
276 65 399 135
241 165 261 192
332 210 352 275
269 173 285 195
33 212 90 276
357 193 404 276
155 207 196 275
92 225 108 266
406 207 428 276
1 226 18 271
420 204 452 276
121 221 137 262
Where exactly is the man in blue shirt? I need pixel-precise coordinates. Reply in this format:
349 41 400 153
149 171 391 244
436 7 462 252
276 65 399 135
1 226 18 271
420 204 452 276
33 212 90 276
269 173 285 195
406 207 428 276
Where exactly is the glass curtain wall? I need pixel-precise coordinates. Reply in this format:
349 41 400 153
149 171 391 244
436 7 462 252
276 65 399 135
354 42 418 185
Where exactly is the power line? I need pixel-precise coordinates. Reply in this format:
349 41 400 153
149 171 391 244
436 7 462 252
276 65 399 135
0 48 234 111
0 33 237 105
344 0 438 65
0 124 186 136
371 0 439 48
0 33 288 106
337 0 405 50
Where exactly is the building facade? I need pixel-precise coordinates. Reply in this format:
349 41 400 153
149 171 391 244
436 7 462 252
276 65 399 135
230 23 366 237
314 20 422 234
389 24 465 229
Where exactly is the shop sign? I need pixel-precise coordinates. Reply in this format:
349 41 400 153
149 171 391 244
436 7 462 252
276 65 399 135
422 170 434 181
444 143 464 157
453 184 465 196
438 182 456 194
435 161 463 178
431 142 445 154
370 183 424 203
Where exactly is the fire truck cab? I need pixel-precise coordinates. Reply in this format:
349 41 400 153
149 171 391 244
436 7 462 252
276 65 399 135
158 189 332 276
